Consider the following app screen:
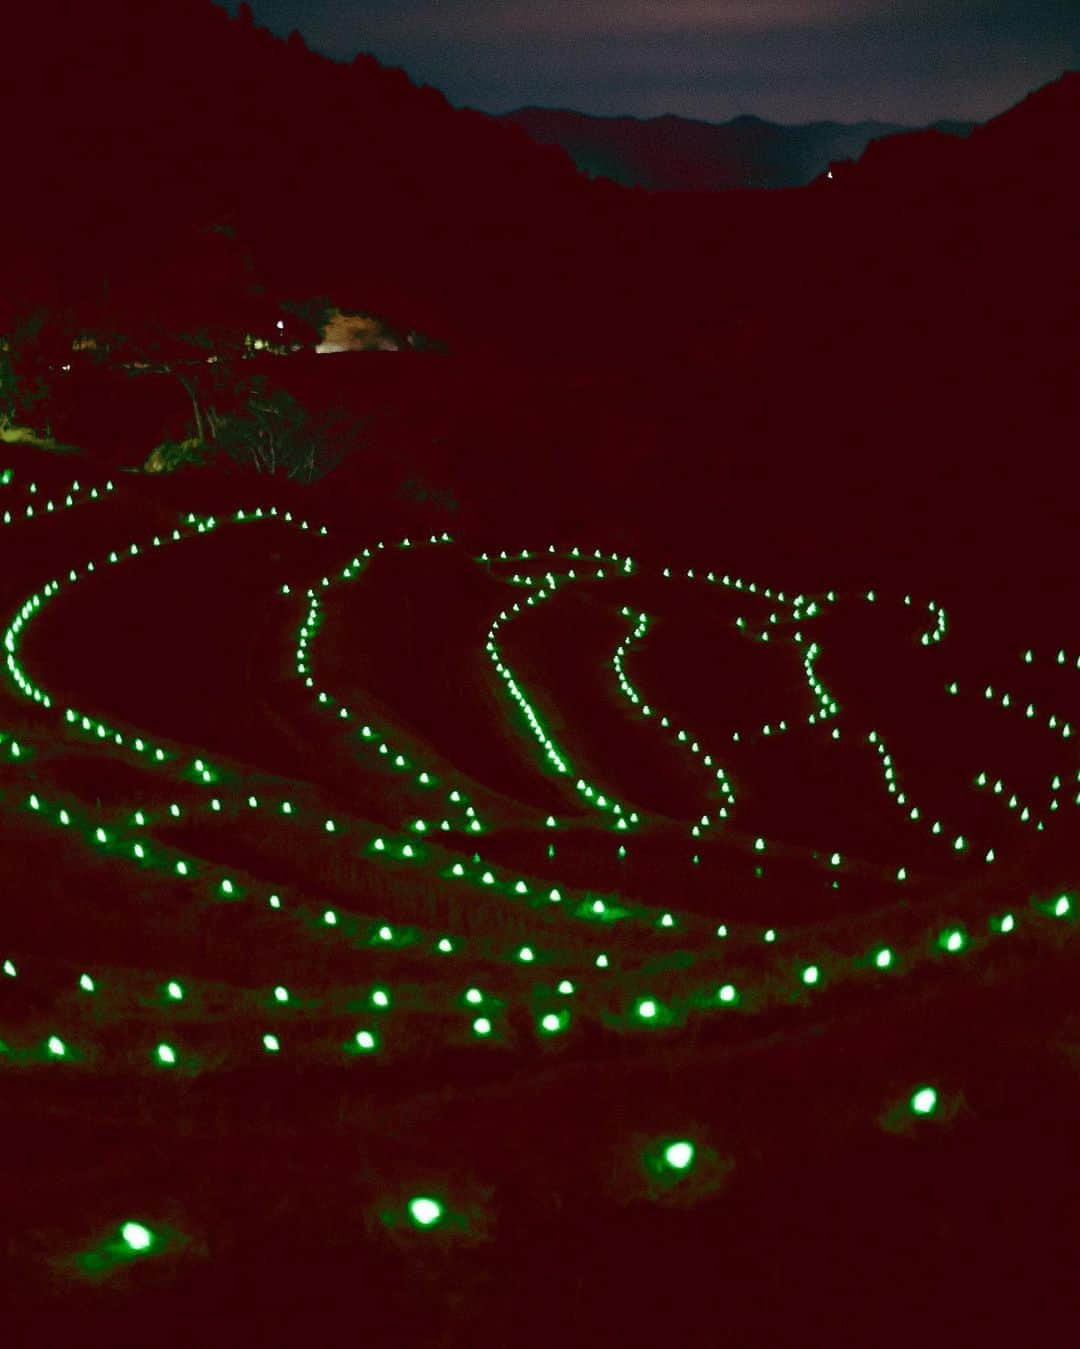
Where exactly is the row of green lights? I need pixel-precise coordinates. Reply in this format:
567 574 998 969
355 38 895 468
6 515 1067 1019
483 564 643 827
1 475 114 528
611 605 737 847
289 531 483 835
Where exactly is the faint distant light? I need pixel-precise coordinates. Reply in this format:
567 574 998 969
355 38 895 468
827 170 834 180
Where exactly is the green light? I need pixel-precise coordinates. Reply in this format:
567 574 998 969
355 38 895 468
874 947 893 969
558 979 574 995
940 928 966 953
79 973 95 992
663 1140 695 1170
95 827 107 844
540 1013 562 1032
355 1030 377 1051
764 929 776 943
167 981 183 1000
802 964 820 985
518 946 534 962
156 1043 176 1066
220 879 234 896
372 988 389 1008
717 983 737 1003
437 938 453 952
121 1222 154 1252
1054 895 1071 917
472 1016 492 1036
47 1035 66 1057
910 1086 937 1115
274 985 289 1003
324 909 337 925
637 998 657 1020
829 852 841 867
408 1197 443 1227
754 837 766 852
263 1033 280 1053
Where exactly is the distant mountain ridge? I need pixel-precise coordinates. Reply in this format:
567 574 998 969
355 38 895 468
498 106 977 191
818 67 1080 189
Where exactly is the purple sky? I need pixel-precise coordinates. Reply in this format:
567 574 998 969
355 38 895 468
216 0 1078 125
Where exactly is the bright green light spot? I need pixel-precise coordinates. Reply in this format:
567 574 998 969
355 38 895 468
372 988 389 1008
664 1141 695 1170
874 947 893 969
910 1086 937 1115
121 1222 154 1252
79 973 95 992
754 837 765 852
540 1013 561 1032
802 965 820 985
355 1030 376 1051
263 1034 280 1053
472 1016 492 1036
718 983 737 1003
1054 895 1071 917
518 946 534 962
408 1197 443 1227
941 928 966 953
637 998 657 1020
47 1036 65 1057
274 985 288 1003
437 937 453 952
764 929 776 943
167 981 183 1000
156 1043 176 1066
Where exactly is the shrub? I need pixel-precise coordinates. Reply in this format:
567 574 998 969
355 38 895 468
213 377 369 483
143 437 208 474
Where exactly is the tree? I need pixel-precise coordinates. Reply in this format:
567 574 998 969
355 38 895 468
94 225 280 444
0 306 80 436
214 375 369 482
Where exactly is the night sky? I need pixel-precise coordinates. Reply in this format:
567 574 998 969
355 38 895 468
215 0 1078 125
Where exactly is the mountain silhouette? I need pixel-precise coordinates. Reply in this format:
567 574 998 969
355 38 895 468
0 0 1074 373
498 106 976 191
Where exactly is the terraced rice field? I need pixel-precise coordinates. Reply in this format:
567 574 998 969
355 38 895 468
3 449 1079 1345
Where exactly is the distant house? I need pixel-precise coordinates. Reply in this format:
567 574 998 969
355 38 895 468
315 309 403 353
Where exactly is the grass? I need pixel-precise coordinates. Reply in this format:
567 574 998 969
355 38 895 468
1 425 85 454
